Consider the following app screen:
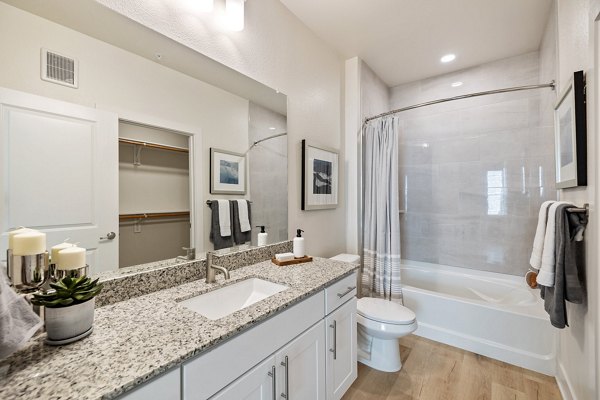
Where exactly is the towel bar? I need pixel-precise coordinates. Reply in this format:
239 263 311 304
206 200 252 207
566 203 589 217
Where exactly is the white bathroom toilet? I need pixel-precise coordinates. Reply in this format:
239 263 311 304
330 254 418 373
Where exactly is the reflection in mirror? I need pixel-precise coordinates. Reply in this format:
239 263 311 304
0 0 287 276
118 121 191 268
248 102 288 246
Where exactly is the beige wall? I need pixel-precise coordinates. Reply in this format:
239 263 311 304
96 0 346 258
553 0 599 398
0 1 253 255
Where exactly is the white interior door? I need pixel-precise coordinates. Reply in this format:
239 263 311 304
0 87 118 273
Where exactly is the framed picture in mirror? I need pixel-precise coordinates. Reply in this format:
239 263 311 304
301 140 339 210
554 70 587 189
210 148 246 194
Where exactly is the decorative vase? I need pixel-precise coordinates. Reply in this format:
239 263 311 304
44 298 95 341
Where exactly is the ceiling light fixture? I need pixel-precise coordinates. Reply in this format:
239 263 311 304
451 81 463 87
193 0 214 13
440 54 456 63
225 0 245 31
269 127 276 130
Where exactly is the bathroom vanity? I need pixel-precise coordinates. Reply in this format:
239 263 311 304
0 257 358 400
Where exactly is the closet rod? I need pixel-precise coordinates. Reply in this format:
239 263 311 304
119 211 190 221
119 138 189 153
364 81 556 125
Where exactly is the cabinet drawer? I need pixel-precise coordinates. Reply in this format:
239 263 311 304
325 272 357 315
117 367 180 400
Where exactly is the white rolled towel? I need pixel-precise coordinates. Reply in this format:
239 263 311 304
537 201 572 287
236 199 251 233
529 201 555 271
217 200 231 237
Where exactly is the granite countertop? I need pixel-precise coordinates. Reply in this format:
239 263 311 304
0 257 358 400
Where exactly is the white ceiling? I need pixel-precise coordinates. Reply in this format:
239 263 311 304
280 0 553 87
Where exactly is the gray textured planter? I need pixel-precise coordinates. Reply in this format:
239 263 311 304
45 298 95 341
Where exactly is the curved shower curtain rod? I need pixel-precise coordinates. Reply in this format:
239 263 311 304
243 132 287 155
363 81 556 126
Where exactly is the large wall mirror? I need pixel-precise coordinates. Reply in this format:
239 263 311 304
0 0 287 275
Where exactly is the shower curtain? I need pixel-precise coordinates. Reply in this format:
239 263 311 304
362 116 402 301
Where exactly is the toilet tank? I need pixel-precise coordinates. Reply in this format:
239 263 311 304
330 254 360 264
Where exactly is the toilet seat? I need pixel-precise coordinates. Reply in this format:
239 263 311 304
357 297 416 325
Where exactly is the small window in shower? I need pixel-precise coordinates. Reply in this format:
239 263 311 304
487 170 506 216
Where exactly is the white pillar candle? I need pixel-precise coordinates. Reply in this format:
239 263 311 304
12 231 46 256
7 227 34 250
51 242 73 265
58 246 86 270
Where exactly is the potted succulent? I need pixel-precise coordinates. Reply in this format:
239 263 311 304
31 276 103 342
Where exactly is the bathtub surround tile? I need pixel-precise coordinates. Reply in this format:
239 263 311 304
392 51 557 276
431 136 480 164
0 257 357 400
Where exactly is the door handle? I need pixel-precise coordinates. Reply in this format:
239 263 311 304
329 320 337 360
100 232 116 240
280 356 289 399
268 365 276 400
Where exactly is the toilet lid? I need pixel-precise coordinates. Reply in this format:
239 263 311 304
357 297 416 325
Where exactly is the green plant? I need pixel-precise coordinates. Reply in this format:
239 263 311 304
31 276 103 308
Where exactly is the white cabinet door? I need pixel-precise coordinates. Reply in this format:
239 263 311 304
118 368 180 400
326 298 357 400
211 355 276 400
0 87 119 273
276 320 326 400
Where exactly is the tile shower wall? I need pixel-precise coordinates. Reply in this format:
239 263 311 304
390 52 557 275
248 102 288 245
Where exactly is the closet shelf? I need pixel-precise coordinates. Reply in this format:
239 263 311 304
119 211 190 221
118 137 189 153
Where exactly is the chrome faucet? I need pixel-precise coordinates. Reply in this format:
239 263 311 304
177 247 196 261
205 251 230 283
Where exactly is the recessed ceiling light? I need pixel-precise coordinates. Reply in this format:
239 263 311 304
451 81 463 87
269 127 276 130
225 0 245 31
440 54 456 63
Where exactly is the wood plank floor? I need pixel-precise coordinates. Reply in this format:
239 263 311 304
342 335 562 400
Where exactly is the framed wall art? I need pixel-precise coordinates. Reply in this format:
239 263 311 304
210 148 246 194
554 70 587 189
301 140 339 210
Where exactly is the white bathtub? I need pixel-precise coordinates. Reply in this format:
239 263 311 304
400 260 557 375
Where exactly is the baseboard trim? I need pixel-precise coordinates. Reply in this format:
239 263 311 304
556 361 576 400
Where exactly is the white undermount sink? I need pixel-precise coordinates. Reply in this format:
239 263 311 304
179 278 289 320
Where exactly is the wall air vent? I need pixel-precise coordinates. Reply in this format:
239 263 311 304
41 48 78 88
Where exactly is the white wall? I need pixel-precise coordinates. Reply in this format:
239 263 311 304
344 58 391 254
0 1 256 254
552 0 600 399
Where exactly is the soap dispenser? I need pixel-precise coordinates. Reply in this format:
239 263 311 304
256 225 268 247
293 229 305 258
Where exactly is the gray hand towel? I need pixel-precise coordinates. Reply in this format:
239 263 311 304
540 203 587 328
209 201 233 250
231 200 251 245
